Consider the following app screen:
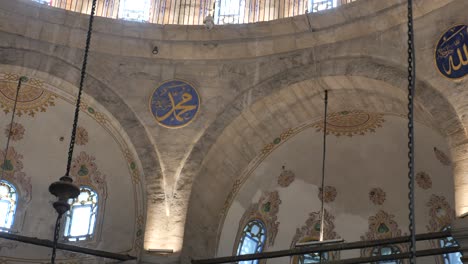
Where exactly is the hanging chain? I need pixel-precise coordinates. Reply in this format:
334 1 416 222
319 90 328 243
50 1 97 263
1 77 27 181
65 0 98 177
407 0 416 263
51 214 63 264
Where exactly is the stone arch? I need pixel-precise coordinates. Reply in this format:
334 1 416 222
179 56 465 260
0 47 165 252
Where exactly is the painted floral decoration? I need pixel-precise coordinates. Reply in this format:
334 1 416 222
361 211 406 259
292 209 338 243
362 210 402 240
427 195 455 232
369 188 386 205
259 191 281 218
416 172 432 190
0 74 56 117
290 209 341 261
318 186 337 203
434 147 451 166
70 151 98 178
277 168 295 187
314 110 385 137
75 126 89 146
4 122 25 142
70 151 107 198
0 147 23 177
0 147 32 201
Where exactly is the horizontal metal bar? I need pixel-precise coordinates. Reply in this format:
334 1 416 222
0 232 136 261
327 246 462 264
295 239 344 247
192 231 451 264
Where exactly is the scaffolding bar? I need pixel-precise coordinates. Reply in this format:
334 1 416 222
0 232 136 261
192 231 452 264
305 247 461 264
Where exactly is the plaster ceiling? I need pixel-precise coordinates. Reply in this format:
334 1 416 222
0 72 145 263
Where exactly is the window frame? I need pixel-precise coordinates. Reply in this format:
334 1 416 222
0 180 18 232
214 0 246 25
439 226 463 264
118 0 152 22
63 186 99 242
292 237 328 264
308 0 336 13
370 245 402 264
236 219 267 264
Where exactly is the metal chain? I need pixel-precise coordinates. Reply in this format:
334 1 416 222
319 90 328 243
50 1 97 263
65 0 98 176
1 77 26 181
51 214 63 264
407 0 416 263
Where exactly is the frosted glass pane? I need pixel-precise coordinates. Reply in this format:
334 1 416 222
447 252 462 264
0 186 9 197
89 214 96 235
241 236 257 254
309 0 336 12
251 225 259 235
70 206 92 237
119 0 150 21
381 247 392 255
0 201 9 228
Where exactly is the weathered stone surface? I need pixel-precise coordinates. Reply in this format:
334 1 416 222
0 0 467 263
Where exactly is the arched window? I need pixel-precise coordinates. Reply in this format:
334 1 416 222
0 180 17 231
236 220 266 264
298 252 328 264
440 226 462 264
64 187 98 241
371 246 402 264
308 0 336 13
31 0 50 4
215 0 245 24
118 0 151 22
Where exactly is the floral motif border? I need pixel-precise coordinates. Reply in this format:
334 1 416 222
0 73 145 261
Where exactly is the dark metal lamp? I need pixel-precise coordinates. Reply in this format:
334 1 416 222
49 175 80 215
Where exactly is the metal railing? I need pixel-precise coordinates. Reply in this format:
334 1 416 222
30 0 358 25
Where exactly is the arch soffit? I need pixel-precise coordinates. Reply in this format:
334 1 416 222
0 48 164 204
180 56 465 258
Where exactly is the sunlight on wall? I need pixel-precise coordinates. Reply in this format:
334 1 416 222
144 213 183 252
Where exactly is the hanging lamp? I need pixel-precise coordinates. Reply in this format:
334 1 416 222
48 0 98 263
1 76 28 181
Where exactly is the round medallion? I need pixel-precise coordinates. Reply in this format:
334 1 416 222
149 80 200 128
435 24 468 80
0 74 56 117
314 110 384 137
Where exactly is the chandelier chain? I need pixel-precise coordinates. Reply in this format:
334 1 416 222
407 0 416 263
319 90 328 243
51 214 63 264
65 0 98 176
1 77 26 181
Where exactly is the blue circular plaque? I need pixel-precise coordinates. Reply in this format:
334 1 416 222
149 80 200 128
435 25 468 80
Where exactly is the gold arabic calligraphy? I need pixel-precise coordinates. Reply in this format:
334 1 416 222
155 92 197 123
438 26 468 76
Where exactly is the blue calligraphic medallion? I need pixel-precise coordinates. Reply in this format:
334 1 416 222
150 80 200 128
435 25 468 79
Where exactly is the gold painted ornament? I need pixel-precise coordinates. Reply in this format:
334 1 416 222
0 74 56 117
314 110 384 137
